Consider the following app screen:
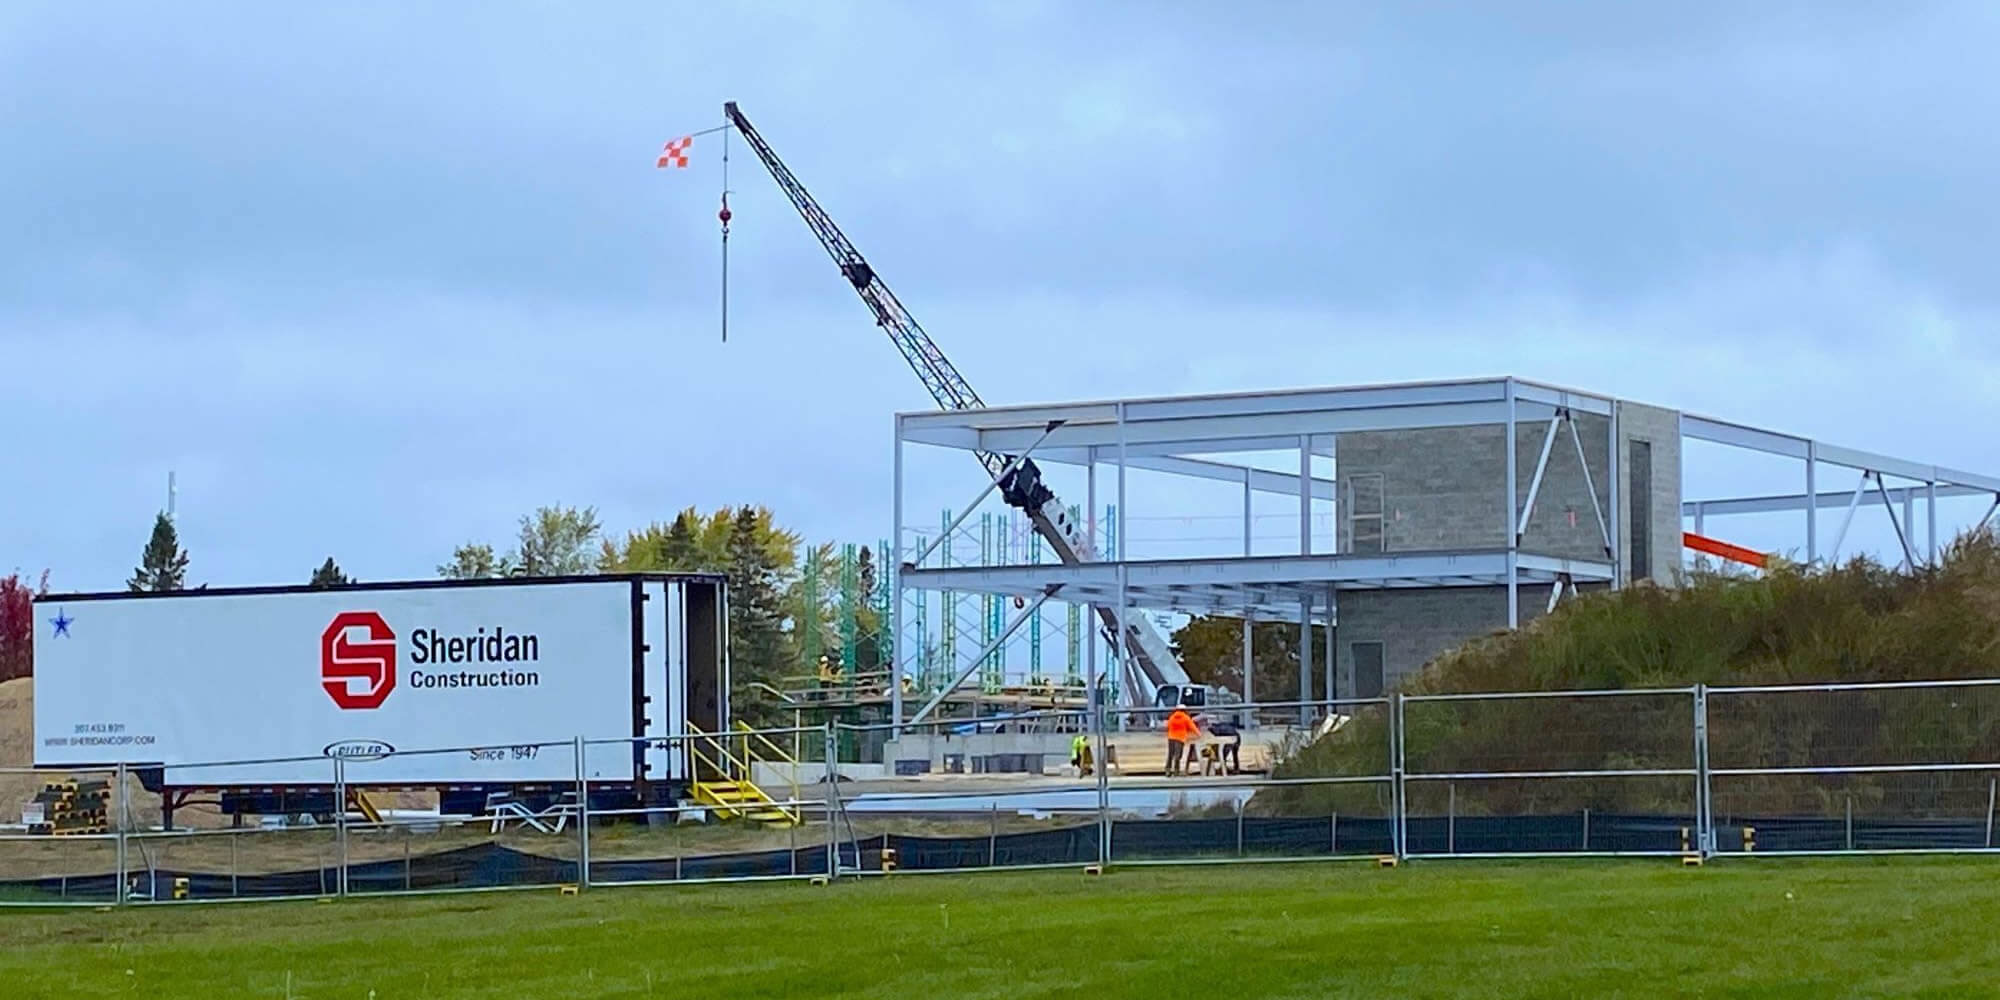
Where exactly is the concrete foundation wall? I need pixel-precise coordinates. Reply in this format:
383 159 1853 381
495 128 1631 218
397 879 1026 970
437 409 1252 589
882 731 1076 774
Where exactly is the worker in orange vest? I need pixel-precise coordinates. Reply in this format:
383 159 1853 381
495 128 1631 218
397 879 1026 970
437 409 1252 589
1164 706 1200 776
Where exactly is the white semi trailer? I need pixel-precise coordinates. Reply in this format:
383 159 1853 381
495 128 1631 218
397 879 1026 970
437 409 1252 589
32 573 728 825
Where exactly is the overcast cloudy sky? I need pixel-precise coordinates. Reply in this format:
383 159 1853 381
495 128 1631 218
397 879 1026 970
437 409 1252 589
5 1 1997 590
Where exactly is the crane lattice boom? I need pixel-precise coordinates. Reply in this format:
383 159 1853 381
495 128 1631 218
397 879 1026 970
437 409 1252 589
721 101 1192 706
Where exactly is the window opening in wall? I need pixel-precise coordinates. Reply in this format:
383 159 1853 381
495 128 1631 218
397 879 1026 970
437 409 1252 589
1345 473 1385 554
1351 641 1385 699
1629 440 1652 581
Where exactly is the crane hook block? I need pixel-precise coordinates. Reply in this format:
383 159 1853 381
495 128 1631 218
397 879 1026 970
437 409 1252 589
719 195 732 226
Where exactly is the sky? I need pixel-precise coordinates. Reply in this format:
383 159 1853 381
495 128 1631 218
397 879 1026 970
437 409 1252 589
5 1 1999 591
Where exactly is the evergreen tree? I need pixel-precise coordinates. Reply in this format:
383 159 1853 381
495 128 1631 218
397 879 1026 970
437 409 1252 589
726 505 789 722
128 513 190 592
661 510 702 569
309 557 353 588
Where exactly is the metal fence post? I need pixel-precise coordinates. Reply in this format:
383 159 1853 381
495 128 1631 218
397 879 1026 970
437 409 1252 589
1693 684 1712 856
1392 693 1407 859
574 736 590 890
114 762 128 905
1987 778 1996 849
1447 782 1455 855
823 723 840 877
1235 796 1245 858
333 756 348 898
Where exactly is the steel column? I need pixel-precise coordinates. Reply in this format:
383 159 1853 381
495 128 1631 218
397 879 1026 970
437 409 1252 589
1505 381 1519 627
892 416 905 730
1086 448 1097 707
1806 442 1818 565
1928 480 1938 565
1299 434 1312 556
1325 583 1336 706
1298 595 1312 727
1243 469 1254 708
1103 563 1124 866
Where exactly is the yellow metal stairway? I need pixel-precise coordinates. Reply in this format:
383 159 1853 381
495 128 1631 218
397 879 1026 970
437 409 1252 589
687 721 800 827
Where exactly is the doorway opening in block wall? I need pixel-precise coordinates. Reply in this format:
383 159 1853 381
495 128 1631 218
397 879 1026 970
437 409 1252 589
1351 641 1385 699
1629 440 1652 580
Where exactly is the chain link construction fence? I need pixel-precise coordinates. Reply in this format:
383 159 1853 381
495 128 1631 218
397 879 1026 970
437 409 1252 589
7 678 2000 905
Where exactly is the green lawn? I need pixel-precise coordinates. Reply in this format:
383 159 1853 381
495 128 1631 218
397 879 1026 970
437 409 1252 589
4 858 1997 998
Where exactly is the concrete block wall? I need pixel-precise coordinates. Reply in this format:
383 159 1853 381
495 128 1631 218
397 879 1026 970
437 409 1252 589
1327 393 1684 692
1335 585 1569 695
1332 414 1614 562
1615 400 1683 586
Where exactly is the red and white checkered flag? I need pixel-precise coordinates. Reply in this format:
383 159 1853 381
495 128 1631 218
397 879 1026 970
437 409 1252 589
656 136 691 169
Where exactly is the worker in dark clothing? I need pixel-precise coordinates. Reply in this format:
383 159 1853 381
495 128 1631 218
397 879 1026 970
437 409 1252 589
1207 718 1243 774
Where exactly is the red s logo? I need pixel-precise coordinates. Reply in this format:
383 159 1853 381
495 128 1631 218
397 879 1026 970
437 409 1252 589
322 611 396 710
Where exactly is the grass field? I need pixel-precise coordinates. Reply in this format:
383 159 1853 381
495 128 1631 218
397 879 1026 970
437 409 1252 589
4 857 1997 998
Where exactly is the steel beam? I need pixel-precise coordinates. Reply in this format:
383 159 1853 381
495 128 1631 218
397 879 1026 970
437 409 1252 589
1566 412 1614 557
1516 411 1563 542
908 587 1063 725
1829 472 1871 564
1684 482 1989 517
965 401 1514 456
1874 474 1917 572
905 419 1065 569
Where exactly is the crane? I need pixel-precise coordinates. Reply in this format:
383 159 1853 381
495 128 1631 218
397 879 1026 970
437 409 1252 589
721 101 1193 711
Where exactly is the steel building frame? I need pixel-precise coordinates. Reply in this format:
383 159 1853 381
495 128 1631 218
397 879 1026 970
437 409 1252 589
889 376 2000 728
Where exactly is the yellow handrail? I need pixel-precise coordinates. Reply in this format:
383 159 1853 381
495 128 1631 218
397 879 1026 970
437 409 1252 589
734 721 801 811
685 721 757 783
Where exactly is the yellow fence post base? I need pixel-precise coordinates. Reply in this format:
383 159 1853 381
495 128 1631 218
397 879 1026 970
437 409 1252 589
559 885 580 896
1681 855 1704 867
1377 856 1399 868
1083 865 1104 876
808 875 831 887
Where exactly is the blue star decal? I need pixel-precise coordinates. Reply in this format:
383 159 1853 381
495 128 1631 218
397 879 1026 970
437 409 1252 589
49 609 72 638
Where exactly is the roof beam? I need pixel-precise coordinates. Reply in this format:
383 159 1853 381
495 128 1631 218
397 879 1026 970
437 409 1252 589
1685 483 1995 517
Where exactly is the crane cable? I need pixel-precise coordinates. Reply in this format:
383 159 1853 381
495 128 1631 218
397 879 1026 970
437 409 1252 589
720 123 732 343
